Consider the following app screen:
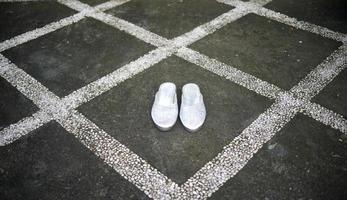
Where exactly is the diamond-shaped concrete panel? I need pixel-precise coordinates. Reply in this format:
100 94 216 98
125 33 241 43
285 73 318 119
79 56 272 184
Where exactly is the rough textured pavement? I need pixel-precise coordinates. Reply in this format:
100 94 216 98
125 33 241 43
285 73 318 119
0 0 346 199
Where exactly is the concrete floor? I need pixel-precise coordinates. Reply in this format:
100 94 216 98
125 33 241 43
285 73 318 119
0 0 346 199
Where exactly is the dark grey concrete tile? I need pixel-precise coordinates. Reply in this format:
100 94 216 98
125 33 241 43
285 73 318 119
0 1 76 42
265 0 347 34
80 0 109 6
210 114 347 200
78 56 272 184
106 0 232 39
190 14 341 90
3 17 154 97
313 69 347 117
0 122 148 200
0 77 38 130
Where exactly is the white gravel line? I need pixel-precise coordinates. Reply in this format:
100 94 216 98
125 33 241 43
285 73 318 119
59 0 259 108
171 6 251 47
176 47 283 100
0 12 86 52
0 0 129 52
174 44 347 197
1 36 176 200
218 0 266 8
94 0 131 11
88 11 169 47
0 110 52 146
58 0 169 48
250 0 272 5
62 47 175 109
0 0 138 143
1 1 178 196
218 0 347 42
175 46 347 199
290 45 347 99
178 93 301 199
254 7 347 42
301 101 347 134
57 111 180 199
0 54 62 113
60 1 259 109
56 0 92 11
0 53 66 143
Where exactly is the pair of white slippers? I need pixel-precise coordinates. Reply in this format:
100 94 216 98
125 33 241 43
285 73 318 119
151 82 206 132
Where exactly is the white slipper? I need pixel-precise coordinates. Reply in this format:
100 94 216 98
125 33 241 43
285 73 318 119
151 82 178 131
180 83 206 132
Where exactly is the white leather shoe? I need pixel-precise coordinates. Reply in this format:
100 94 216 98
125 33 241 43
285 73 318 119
180 83 206 132
151 82 178 131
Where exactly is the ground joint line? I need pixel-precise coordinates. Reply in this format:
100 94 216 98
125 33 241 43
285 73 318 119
0 12 85 52
300 101 347 134
176 46 283 100
290 45 347 100
0 110 52 146
218 0 347 42
57 111 180 199
0 0 130 52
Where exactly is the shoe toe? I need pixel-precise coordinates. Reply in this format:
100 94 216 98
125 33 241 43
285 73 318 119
180 107 206 132
151 106 178 131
